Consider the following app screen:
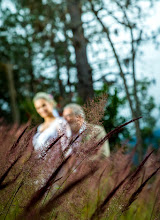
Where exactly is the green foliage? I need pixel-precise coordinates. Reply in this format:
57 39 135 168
95 84 130 149
136 78 157 143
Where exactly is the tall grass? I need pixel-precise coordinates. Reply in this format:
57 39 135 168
0 119 160 220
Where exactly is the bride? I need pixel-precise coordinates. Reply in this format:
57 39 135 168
31 92 71 187
32 92 71 154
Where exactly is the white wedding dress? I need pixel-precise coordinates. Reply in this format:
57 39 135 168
32 117 71 153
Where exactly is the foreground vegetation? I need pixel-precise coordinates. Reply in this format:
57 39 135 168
0 120 160 220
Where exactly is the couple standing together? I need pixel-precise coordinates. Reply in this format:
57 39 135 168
33 92 110 162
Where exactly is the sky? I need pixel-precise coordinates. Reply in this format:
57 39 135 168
137 43 160 104
136 3 160 125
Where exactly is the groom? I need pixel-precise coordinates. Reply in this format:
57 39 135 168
63 103 110 159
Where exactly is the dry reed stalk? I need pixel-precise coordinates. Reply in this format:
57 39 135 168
122 166 160 213
24 155 71 213
38 168 97 219
90 173 131 220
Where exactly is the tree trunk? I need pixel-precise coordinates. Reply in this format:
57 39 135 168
28 48 36 98
89 0 143 161
130 28 143 161
55 55 65 96
118 4 143 161
67 0 94 102
64 27 72 95
5 63 20 124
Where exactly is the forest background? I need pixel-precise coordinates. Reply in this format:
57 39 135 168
0 0 160 160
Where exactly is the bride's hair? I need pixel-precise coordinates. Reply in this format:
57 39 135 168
33 92 57 108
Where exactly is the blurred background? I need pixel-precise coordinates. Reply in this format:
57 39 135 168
0 0 160 157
